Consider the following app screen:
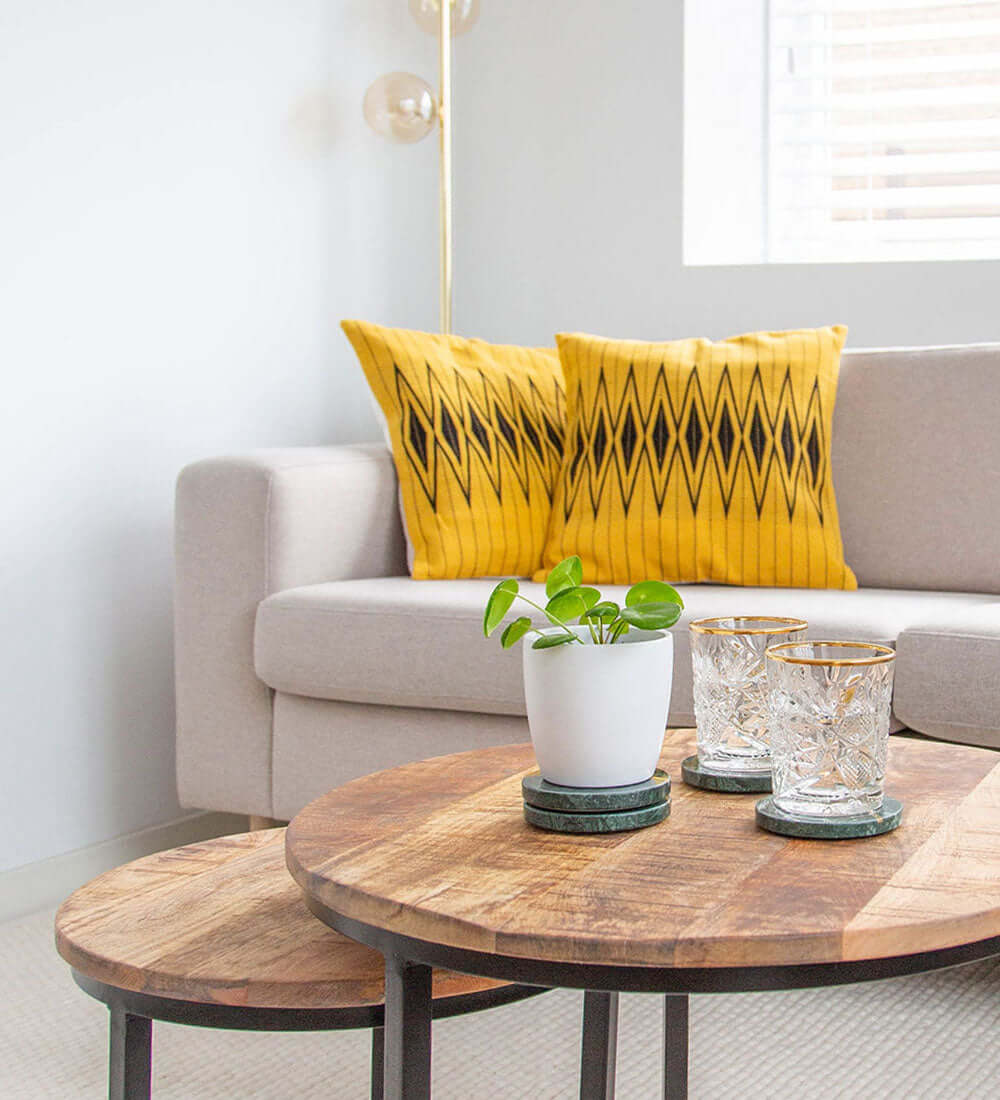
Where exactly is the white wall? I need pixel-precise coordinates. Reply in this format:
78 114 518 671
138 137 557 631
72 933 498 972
453 1 1000 347
0 1 438 871
684 0 765 266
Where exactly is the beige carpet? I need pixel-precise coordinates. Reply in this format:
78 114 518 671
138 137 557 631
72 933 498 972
3 905 998 1098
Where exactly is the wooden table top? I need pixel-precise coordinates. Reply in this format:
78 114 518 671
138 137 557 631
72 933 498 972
55 830 507 1010
286 730 1000 970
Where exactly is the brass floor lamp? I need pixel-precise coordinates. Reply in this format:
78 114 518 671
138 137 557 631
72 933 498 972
363 1 480 335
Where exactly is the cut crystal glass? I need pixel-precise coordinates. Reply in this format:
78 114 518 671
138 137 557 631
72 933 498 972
690 617 808 773
766 642 896 817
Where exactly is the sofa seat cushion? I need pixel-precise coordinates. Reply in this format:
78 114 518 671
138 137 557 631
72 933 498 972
254 578 996 734
895 606 1000 750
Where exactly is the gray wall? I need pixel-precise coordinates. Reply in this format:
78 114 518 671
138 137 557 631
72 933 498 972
453 1 1000 347
1 0 438 871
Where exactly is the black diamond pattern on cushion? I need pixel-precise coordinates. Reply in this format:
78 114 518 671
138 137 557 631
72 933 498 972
569 426 585 482
408 406 429 469
592 411 608 469
391 363 564 511
651 405 671 468
620 406 638 468
494 407 518 458
685 404 703 463
781 412 795 471
807 422 822 487
521 410 543 460
561 365 828 522
467 407 491 457
748 406 767 469
716 404 735 466
439 404 461 459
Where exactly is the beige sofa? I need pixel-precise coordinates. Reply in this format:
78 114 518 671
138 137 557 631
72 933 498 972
175 344 1000 820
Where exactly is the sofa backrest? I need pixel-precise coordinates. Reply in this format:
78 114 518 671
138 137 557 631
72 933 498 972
833 343 1000 594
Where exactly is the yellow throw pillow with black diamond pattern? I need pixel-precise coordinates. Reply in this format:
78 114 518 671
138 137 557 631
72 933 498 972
537 326 857 589
343 320 565 579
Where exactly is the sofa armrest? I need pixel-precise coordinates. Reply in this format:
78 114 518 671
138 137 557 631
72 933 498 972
174 443 405 815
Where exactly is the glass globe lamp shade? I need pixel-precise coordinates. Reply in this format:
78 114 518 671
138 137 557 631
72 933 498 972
409 0 480 37
363 73 437 143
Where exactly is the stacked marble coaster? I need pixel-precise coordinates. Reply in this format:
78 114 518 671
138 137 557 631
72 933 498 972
521 770 671 834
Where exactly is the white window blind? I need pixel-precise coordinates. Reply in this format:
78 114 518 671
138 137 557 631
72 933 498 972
768 0 1000 261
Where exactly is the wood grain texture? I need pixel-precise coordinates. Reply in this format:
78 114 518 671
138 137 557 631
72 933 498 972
55 830 507 1009
286 730 1000 969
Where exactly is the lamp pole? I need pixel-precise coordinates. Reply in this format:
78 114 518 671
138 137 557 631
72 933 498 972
438 0 453 334
364 2 477 335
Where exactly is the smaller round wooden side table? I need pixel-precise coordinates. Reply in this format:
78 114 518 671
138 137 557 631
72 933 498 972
55 829 542 1100
287 729 1000 1100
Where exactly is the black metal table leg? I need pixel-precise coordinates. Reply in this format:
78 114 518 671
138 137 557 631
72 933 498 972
579 990 619 1099
371 1026 385 1100
663 995 689 1099
74 967 542 1099
109 1007 152 1100
383 954 433 1100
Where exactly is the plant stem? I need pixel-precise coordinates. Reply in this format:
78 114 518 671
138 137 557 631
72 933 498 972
608 619 628 645
512 595 584 642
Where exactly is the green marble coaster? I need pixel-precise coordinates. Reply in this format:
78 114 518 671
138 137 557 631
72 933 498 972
521 770 671 813
523 799 670 834
681 755 772 794
755 796 903 839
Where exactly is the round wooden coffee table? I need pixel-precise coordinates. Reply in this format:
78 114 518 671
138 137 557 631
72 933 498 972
287 729 1000 1099
55 829 542 1099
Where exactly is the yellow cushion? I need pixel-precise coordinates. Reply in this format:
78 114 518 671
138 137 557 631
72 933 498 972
537 326 857 589
343 320 565 579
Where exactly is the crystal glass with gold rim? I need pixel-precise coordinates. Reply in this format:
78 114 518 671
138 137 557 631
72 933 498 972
766 641 896 817
690 617 809 774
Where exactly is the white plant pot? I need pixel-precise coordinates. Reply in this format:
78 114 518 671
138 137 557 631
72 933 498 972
522 627 674 788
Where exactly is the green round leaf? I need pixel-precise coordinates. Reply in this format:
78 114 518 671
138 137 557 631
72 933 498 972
546 590 586 622
625 580 684 609
545 585 602 620
531 631 578 650
618 602 683 631
576 586 601 611
581 600 620 624
546 585 601 622
500 617 533 649
545 555 583 598
483 578 519 636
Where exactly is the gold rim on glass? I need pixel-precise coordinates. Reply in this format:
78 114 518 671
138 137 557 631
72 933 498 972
765 640 896 667
690 616 809 636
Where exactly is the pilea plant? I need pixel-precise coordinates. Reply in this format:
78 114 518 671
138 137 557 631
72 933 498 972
483 555 684 650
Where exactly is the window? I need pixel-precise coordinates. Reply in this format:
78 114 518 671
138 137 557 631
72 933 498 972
685 0 1000 264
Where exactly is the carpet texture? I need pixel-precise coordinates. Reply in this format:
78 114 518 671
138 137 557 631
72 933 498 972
3 906 998 1098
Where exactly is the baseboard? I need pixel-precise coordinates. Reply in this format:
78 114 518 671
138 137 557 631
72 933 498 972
0 810 247 923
